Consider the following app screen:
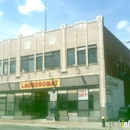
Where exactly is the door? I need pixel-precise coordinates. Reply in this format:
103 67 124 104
35 91 47 118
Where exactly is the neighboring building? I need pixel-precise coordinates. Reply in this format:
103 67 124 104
0 15 129 121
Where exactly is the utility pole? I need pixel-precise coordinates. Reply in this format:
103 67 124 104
45 1 47 31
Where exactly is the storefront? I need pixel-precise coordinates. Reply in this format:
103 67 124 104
0 75 100 121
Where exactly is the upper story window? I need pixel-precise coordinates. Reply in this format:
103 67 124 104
10 58 16 74
77 47 86 65
36 54 43 70
21 55 34 72
88 45 97 64
3 59 8 75
67 48 75 66
45 51 60 69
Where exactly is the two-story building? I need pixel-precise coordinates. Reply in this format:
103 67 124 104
0 15 130 121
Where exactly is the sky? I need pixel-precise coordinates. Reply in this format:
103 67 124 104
0 0 130 49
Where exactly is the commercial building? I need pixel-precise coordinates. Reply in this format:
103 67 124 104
0 15 130 121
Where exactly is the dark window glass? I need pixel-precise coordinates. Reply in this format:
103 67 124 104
45 51 60 69
3 59 8 74
67 48 75 66
21 57 28 72
21 56 34 72
58 93 67 101
77 47 86 65
36 54 42 70
68 101 77 110
88 45 97 64
58 101 67 110
10 58 16 74
88 95 93 109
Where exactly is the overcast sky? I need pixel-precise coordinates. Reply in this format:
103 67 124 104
0 0 130 49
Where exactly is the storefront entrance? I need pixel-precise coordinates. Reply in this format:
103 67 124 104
0 91 48 119
33 91 48 118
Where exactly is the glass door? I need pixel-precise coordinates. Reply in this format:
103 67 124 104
35 91 47 118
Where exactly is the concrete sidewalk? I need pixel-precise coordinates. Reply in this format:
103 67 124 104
0 119 129 130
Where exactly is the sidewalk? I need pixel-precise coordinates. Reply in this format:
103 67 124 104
0 119 129 130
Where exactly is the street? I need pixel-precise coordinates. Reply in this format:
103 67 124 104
0 125 44 130
0 124 88 130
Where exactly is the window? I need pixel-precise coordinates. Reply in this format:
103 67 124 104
77 47 86 65
58 91 67 110
67 48 75 66
10 58 16 74
3 59 8 75
88 45 97 64
21 55 34 72
36 54 43 70
45 51 60 69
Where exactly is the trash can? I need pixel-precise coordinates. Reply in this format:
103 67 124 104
118 106 130 121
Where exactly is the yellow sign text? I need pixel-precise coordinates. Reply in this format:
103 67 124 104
20 79 60 90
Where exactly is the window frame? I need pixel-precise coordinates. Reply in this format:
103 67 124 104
67 48 75 66
3 59 8 75
77 47 86 65
21 55 34 73
45 51 60 69
10 58 16 74
36 54 43 71
88 45 97 64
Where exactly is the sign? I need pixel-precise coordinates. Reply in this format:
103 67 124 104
68 113 77 117
20 79 60 90
50 92 57 101
78 89 88 100
106 75 119 88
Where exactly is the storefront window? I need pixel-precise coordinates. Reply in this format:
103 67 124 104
6 94 14 116
68 101 77 110
88 89 100 117
23 93 32 116
15 93 23 116
0 94 6 116
68 90 77 100
78 101 88 110
58 91 67 110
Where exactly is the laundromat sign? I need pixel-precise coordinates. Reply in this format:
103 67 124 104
20 79 60 90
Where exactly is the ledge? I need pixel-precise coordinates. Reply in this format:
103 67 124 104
60 69 67 73
15 75 21 78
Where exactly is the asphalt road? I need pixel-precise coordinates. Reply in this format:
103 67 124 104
0 125 89 130
0 125 49 130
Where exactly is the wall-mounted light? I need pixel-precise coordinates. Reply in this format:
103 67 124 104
27 73 30 79
73 64 81 74
49 70 52 77
5 75 9 81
